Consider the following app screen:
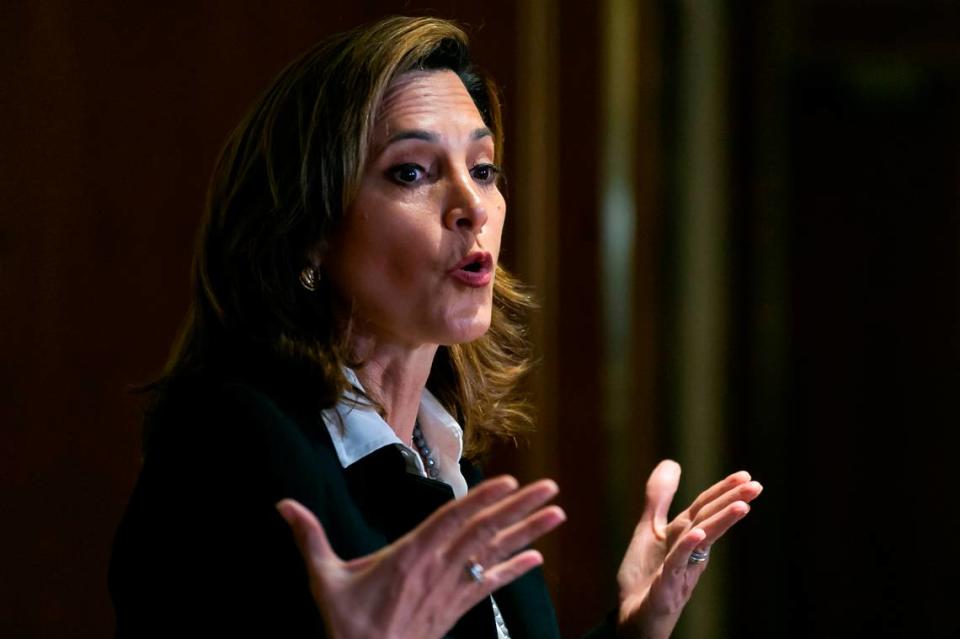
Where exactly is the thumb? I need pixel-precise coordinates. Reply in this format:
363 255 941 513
640 460 681 539
276 498 336 565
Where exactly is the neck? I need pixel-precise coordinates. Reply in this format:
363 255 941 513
351 335 438 445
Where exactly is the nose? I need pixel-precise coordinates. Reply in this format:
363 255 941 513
442 169 488 234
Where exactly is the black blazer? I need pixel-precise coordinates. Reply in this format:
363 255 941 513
109 376 590 638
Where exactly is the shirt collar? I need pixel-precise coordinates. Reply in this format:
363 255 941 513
322 368 467 497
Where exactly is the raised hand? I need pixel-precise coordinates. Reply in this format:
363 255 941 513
616 460 762 639
277 476 565 639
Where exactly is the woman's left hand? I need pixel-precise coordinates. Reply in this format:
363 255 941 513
615 460 762 639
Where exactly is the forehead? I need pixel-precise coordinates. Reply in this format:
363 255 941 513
375 70 485 136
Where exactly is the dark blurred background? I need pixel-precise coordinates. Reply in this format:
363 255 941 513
2 1 958 637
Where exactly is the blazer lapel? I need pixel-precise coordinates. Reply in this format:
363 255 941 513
343 444 455 541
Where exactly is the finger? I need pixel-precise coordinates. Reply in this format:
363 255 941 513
415 475 520 547
685 470 751 520
693 500 751 547
479 549 545 592
447 479 560 562
663 527 708 579
691 480 762 526
276 499 336 564
487 505 566 561
639 460 681 538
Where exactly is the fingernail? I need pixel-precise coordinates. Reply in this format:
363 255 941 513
541 479 559 494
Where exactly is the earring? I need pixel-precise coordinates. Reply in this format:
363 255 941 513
299 266 319 292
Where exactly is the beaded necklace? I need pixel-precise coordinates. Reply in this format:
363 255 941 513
412 421 440 480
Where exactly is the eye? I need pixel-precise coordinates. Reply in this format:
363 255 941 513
389 163 426 185
471 163 500 185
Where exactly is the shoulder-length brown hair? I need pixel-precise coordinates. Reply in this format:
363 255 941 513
159 16 533 457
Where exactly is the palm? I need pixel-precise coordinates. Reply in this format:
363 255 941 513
615 461 762 639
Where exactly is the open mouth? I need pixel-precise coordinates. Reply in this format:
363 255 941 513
449 252 494 287
450 252 492 273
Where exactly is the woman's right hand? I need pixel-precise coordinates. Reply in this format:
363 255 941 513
276 476 565 639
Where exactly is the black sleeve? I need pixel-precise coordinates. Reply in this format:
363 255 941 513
581 609 620 639
109 382 350 638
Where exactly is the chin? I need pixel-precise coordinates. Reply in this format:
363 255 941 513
441 309 492 345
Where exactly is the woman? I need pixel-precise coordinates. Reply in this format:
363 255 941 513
109 16 761 638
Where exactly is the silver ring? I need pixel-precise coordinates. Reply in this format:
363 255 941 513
466 560 485 583
688 548 710 564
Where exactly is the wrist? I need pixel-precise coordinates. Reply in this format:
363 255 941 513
617 600 681 639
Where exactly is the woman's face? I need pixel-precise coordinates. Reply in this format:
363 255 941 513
325 70 505 349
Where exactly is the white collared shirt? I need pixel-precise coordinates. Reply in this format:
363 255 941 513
321 368 468 497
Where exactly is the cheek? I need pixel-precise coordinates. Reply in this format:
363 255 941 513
347 212 440 289
486 198 507 253
382 244 429 286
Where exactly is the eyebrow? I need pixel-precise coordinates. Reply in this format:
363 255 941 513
384 127 493 147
